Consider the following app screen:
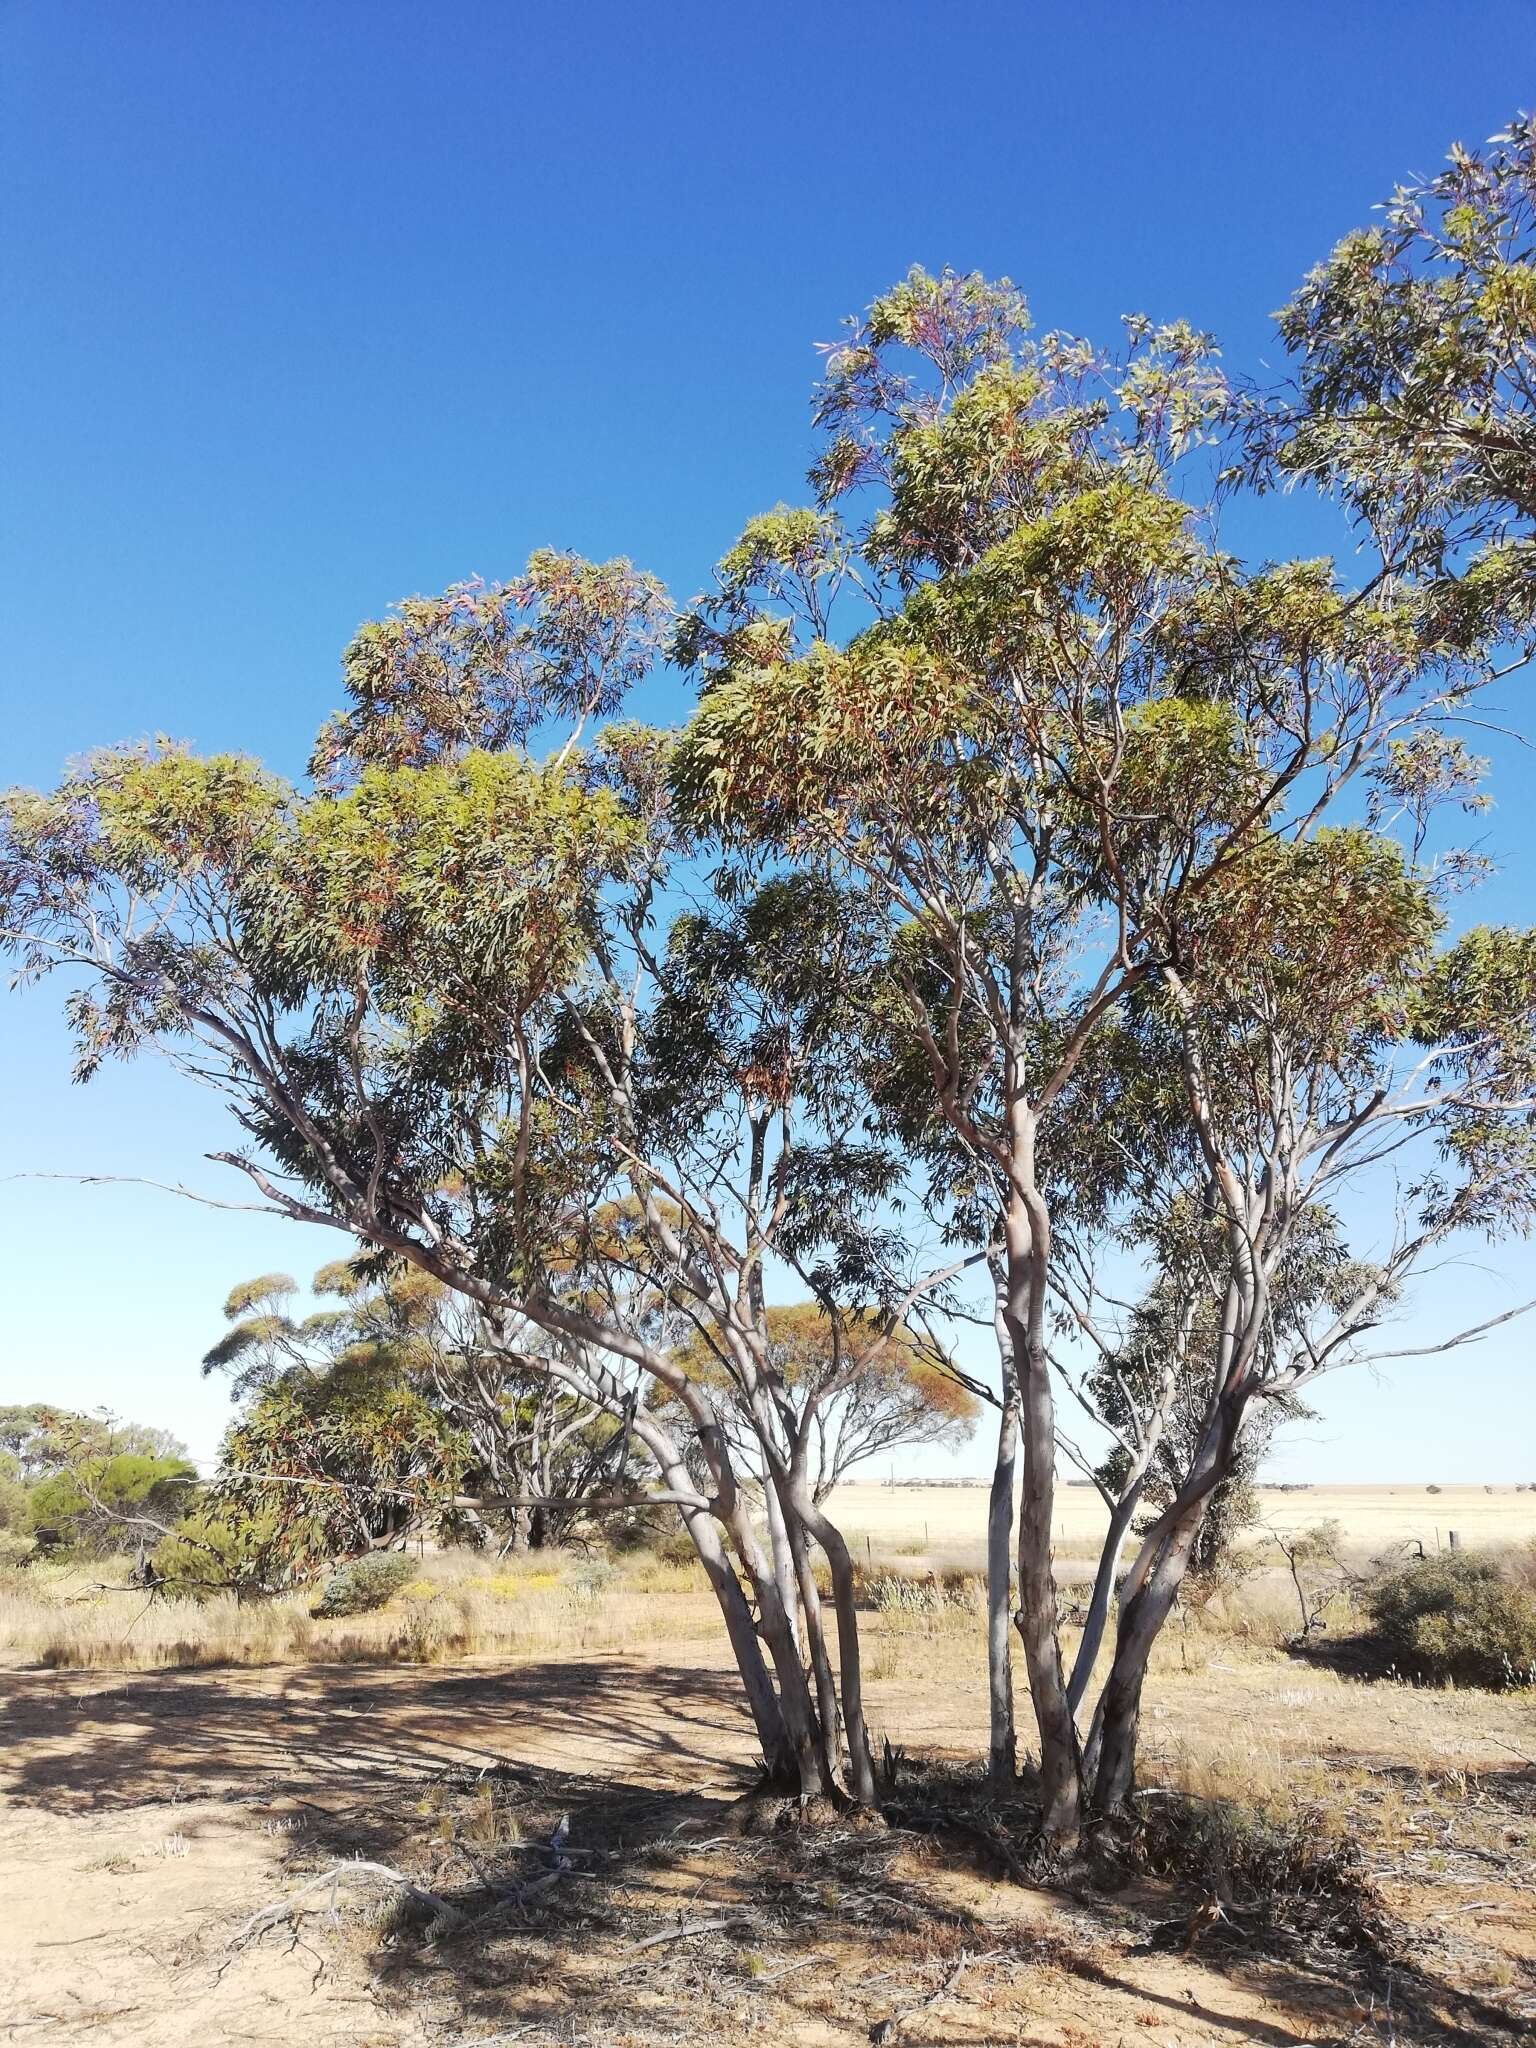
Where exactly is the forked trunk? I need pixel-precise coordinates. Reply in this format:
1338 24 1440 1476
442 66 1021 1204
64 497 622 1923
789 1515 846 1789
1084 1387 1244 1813
787 1482 878 1806
1000 1134 1082 1847
642 1430 795 1782
691 1421 830 1799
1004 1284 1082 1841
1086 1502 1204 1813
1012 1336 1082 1844
679 1501 793 1779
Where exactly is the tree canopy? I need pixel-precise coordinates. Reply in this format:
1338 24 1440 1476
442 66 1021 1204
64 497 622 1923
3 119 1533 1837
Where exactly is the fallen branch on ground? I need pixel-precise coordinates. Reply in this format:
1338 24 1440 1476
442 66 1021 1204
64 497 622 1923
868 1949 1007 2045
626 1914 757 1953
232 1812 581 1959
231 1860 463 1951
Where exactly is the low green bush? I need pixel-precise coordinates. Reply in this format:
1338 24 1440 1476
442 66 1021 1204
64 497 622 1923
1364 1550 1536 1690
311 1551 416 1618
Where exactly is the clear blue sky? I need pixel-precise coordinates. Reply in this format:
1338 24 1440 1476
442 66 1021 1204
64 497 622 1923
2 1 1532 1477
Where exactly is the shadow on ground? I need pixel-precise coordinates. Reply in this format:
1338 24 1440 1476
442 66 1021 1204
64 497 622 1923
240 1752 1536 2044
4 1662 1530 2046
0 1657 759 1813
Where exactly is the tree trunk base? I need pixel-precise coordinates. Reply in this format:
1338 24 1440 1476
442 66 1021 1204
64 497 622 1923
723 1785 888 1836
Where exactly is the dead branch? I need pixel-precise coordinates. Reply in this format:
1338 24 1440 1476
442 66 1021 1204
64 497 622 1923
869 1948 991 2043
626 1913 757 1952
230 1860 461 1951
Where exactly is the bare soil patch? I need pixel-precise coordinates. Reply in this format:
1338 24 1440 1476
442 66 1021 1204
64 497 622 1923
3 1638 1533 2047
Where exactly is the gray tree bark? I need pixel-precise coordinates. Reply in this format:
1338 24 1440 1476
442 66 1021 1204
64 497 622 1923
987 1381 1019 1784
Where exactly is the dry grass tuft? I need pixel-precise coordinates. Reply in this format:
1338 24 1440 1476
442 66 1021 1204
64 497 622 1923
0 1576 317 1669
0 1548 724 1672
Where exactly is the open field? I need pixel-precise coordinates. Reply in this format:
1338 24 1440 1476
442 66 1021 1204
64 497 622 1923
829 1481 1536 1567
3 1531 1535 2046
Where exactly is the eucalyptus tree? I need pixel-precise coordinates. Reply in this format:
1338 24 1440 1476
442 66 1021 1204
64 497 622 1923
1058 117 1536 1812
204 1259 643 1555
205 1267 470 1561
669 1299 979 1503
21 1414 196 1561
1076 840 1536 1810
1266 112 1536 577
674 265 1533 1841
1 551 959 1805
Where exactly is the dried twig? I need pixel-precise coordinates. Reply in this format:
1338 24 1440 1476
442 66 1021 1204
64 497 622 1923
868 1948 993 2043
626 1913 756 1953
230 1860 461 1951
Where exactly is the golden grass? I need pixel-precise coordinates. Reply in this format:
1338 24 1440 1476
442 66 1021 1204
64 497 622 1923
0 1547 723 1672
6 1508 1533 1683
0 1578 318 1669
827 1480 1536 1568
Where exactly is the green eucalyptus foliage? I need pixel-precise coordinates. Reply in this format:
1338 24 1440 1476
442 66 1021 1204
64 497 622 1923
150 1502 293 1599
27 1448 196 1557
673 259 1536 1272
1270 115 1536 610
310 552 671 784
200 1263 472 1572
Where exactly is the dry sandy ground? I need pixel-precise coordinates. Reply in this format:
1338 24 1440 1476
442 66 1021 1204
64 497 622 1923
829 1483 1536 1563
4 1634 1534 2048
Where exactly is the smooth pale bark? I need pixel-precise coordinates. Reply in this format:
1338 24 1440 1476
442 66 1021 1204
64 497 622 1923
785 1479 878 1806
987 1383 1019 1784
1086 1500 1205 1812
692 1419 829 1798
1066 1485 1140 1716
1003 1172 1081 1846
1011 1339 1082 1842
763 1478 805 1657
1084 1372 1244 1812
630 1414 792 1780
679 1499 792 1777
779 1492 846 1790
1070 1310 1192 1716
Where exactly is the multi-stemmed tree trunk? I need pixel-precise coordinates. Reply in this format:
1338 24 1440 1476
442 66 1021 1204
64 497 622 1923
999 1174 1081 1842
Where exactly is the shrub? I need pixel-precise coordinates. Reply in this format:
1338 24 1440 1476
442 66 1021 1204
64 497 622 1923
1134 1786 1371 1953
858 1565 982 1619
311 1551 417 1618
1364 1551 1536 1690
1504 1540 1536 1597
567 1559 617 1603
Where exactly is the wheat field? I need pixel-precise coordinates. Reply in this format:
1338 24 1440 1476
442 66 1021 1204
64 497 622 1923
826 1479 1536 1565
